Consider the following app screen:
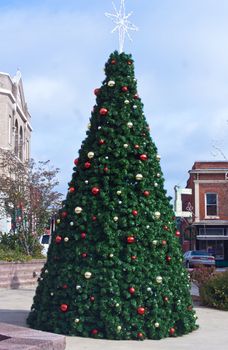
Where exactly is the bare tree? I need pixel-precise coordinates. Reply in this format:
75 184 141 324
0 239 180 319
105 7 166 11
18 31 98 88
0 149 63 255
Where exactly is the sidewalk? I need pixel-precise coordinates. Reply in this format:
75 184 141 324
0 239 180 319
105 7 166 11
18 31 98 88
0 288 228 350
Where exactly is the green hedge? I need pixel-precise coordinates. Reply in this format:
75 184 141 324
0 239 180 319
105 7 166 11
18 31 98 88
199 271 228 311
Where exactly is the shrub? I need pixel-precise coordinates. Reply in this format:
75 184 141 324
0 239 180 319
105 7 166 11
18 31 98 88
189 265 216 287
199 271 228 311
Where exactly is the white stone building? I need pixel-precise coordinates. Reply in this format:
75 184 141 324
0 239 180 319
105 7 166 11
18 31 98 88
0 70 32 232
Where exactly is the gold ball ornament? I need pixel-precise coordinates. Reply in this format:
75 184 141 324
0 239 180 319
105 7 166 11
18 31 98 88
136 174 143 181
156 276 163 284
108 80 115 87
75 207 83 214
127 122 133 128
87 152 94 159
154 211 161 219
87 123 91 129
56 219 61 224
84 271 92 279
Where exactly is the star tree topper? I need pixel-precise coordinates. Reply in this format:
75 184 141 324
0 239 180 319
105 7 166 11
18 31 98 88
105 0 138 53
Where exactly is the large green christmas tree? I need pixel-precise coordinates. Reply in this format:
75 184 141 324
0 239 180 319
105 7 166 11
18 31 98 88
27 51 198 340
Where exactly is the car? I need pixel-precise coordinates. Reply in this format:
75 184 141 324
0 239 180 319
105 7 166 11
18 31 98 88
39 234 51 256
183 250 215 268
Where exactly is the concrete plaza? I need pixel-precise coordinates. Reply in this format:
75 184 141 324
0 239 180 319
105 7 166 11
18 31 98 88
0 288 227 350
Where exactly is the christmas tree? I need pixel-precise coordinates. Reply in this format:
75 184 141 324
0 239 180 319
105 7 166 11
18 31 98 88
27 51 198 340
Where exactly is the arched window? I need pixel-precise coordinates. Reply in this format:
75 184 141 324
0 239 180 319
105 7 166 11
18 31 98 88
14 120 19 156
19 126 23 161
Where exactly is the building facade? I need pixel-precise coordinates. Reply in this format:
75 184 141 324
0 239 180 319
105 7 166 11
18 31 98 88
0 71 32 232
181 161 228 266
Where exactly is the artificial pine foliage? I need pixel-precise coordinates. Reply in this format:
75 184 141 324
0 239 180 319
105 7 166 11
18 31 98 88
27 51 198 340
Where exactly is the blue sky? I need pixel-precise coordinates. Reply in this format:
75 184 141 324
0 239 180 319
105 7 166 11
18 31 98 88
1 0 228 198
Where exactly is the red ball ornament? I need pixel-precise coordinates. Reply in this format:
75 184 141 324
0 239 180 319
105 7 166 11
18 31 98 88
61 211 67 218
134 94 139 99
99 107 108 116
85 162 91 169
104 167 109 172
94 88 100 96
163 225 169 231
143 190 150 197
169 327 175 336
137 307 145 315
99 139 105 145
74 158 79 166
91 329 98 335
91 187 100 195
129 287 135 294
162 240 167 246
90 296 95 302
81 252 87 258
121 86 128 92
68 187 75 193
60 304 68 312
132 210 138 216
140 154 148 161
55 235 62 244
81 232 86 239
127 60 132 65
127 236 135 244
175 230 181 237
63 284 68 289
131 255 137 260
92 216 97 221
137 332 144 339
166 256 172 262
111 59 116 64
164 296 169 302
188 305 193 311
134 144 140 149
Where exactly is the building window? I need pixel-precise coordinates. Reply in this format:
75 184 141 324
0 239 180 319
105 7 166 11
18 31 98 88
19 126 23 161
199 228 224 236
14 119 19 156
8 115 12 144
205 193 218 216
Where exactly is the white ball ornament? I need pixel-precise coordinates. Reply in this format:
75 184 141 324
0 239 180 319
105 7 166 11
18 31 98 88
147 287 152 292
75 318 80 323
152 240 158 246
85 180 89 184
136 174 143 181
155 322 160 328
109 253 114 258
84 271 92 279
87 123 91 129
113 216 119 222
133 105 137 109
156 276 163 284
127 122 133 128
105 156 109 159
70 221 74 226
117 191 122 195
98 126 101 130
124 99 130 104
123 144 129 148
117 325 122 331
156 154 161 161
154 182 158 187
76 285 81 290
64 237 69 242
75 207 83 214
157 173 161 178
154 211 161 219
116 303 120 307
87 152 94 159
108 80 115 87
50 292 54 296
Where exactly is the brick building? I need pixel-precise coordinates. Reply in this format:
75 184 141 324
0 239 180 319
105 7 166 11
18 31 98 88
0 70 32 232
181 161 228 266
